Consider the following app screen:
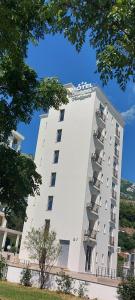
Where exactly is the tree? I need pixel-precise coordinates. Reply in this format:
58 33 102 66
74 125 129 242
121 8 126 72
0 1 68 218
25 226 61 289
118 277 135 300
0 145 42 220
47 0 135 90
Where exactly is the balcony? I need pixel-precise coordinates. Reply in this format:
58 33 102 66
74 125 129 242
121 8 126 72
96 110 106 126
114 148 119 158
90 177 101 192
112 189 117 201
84 229 97 242
110 212 116 224
94 130 104 148
109 236 115 247
115 128 120 139
113 168 118 179
86 202 99 216
91 153 102 168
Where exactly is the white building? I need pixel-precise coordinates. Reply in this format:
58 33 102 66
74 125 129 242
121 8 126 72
19 83 124 275
0 130 24 252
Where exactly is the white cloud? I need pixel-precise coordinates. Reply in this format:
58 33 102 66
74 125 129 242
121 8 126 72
121 105 135 123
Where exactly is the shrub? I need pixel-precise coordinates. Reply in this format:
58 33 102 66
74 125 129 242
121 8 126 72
0 255 7 280
118 276 135 300
20 267 32 287
77 280 88 298
56 272 75 294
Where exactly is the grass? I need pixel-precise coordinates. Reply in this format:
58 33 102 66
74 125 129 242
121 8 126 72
0 282 77 300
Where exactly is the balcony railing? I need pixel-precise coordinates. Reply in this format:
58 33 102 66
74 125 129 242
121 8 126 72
96 110 106 123
84 229 97 240
86 202 99 214
90 176 101 190
91 153 102 166
113 168 118 179
109 236 115 246
94 130 104 144
111 212 116 223
116 128 120 139
114 148 119 158
112 189 117 200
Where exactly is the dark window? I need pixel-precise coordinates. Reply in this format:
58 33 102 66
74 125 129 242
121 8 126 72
45 219 50 234
54 150 59 163
50 172 56 186
59 109 65 121
47 196 53 210
56 129 62 142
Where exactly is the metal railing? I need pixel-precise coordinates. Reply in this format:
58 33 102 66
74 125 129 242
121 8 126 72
84 229 97 240
92 153 102 166
111 212 116 223
116 128 120 138
86 202 99 214
94 130 104 144
109 236 115 246
113 168 118 179
92 176 101 189
112 189 117 200
114 148 119 158
96 110 106 123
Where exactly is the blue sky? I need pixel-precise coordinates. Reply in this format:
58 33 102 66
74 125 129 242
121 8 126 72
18 34 135 182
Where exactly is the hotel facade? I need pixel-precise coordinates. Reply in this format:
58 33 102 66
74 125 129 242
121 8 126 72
20 83 124 275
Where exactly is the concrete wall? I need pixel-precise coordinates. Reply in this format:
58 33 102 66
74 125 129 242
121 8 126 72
7 265 119 300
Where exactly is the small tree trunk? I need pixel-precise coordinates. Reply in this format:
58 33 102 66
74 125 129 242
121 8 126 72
40 266 45 289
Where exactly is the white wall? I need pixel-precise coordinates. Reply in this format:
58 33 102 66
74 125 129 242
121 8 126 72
7 265 119 300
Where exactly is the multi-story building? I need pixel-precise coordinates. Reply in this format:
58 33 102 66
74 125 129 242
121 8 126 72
0 130 24 252
19 82 124 275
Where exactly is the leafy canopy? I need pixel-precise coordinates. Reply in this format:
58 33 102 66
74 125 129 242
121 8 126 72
0 1 68 218
47 0 135 90
0 146 42 220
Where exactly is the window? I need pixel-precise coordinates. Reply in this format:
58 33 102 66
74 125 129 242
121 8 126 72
102 254 104 264
47 196 53 210
101 174 103 183
50 172 56 186
103 224 106 234
54 150 59 164
56 129 62 142
95 252 98 264
59 109 65 121
97 221 100 232
108 156 111 165
45 219 50 234
107 177 109 187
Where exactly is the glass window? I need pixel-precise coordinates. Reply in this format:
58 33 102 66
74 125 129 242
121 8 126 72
50 173 56 186
59 109 65 121
47 196 53 210
45 219 50 233
56 129 62 142
102 254 104 264
54 150 59 164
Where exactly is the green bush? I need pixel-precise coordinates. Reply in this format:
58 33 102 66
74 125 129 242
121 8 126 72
0 255 7 280
20 267 32 287
56 272 75 294
77 281 88 298
118 277 135 300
